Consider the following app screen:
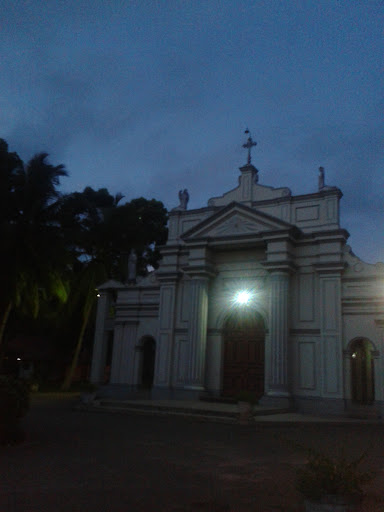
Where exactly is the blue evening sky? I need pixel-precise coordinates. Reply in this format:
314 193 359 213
1 1 383 262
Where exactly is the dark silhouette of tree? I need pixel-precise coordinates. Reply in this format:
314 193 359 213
0 139 168 385
0 141 69 356
60 190 168 389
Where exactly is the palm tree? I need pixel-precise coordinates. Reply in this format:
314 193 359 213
59 188 118 390
60 260 107 390
0 147 69 357
59 190 168 390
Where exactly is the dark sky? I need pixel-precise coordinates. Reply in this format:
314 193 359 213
1 1 383 262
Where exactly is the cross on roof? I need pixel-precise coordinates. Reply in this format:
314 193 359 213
242 129 257 165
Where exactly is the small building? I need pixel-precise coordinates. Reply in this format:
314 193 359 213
90 136 384 416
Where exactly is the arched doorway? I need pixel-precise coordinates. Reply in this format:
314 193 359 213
141 337 156 389
222 311 265 399
350 338 375 405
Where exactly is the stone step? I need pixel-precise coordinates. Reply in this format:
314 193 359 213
89 399 291 422
346 406 381 420
98 400 238 419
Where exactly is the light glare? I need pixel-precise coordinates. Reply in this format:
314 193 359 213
235 290 252 305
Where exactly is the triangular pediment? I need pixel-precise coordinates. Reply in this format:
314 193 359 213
181 202 294 241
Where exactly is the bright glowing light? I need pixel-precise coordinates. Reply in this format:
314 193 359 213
17 358 21 361
234 290 252 305
352 352 357 359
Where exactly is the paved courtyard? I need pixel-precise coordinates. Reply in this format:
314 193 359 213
1 394 384 511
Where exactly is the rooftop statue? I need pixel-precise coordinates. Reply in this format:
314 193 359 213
172 188 189 211
127 248 137 284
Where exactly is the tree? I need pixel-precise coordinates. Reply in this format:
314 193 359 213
60 260 107 391
105 197 168 278
59 187 117 390
0 140 23 349
0 143 69 357
60 191 168 390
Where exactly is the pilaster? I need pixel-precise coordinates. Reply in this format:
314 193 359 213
184 276 209 391
153 273 179 390
109 321 139 385
90 290 111 383
109 322 124 384
263 271 291 405
261 236 295 407
315 264 344 400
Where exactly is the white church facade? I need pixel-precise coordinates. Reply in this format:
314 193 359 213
90 138 384 416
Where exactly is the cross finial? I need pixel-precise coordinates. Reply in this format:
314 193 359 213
242 128 257 165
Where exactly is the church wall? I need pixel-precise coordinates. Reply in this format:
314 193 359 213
93 159 383 415
169 188 341 244
289 257 346 411
204 249 269 394
252 202 291 224
341 269 384 408
108 282 161 386
290 268 321 398
289 240 320 397
256 192 340 233
136 318 160 342
290 266 320 331
291 334 320 397
172 333 189 387
172 278 191 387
206 248 269 332
342 315 381 349
168 210 212 242
110 322 138 385
153 283 177 388
175 279 191 329
318 276 343 399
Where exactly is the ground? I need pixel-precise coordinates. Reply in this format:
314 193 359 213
1 394 384 511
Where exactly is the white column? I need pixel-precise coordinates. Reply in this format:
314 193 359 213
185 277 209 390
110 323 124 384
266 271 290 397
153 281 177 389
90 290 110 383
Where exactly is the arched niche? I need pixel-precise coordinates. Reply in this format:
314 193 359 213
138 336 156 389
348 338 377 405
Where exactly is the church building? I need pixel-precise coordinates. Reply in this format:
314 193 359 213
90 133 384 416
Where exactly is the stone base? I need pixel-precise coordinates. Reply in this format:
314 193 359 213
95 384 207 401
344 399 383 419
294 396 345 416
96 384 151 400
375 401 384 419
151 386 203 400
259 394 294 409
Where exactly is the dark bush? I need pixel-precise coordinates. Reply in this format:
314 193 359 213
0 376 30 445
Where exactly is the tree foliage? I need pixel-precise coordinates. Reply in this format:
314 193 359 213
59 188 168 389
0 138 169 387
0 141 69 353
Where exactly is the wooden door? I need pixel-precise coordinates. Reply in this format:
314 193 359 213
222 326 265 398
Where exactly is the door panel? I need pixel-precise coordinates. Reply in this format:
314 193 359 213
223 328 264 398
